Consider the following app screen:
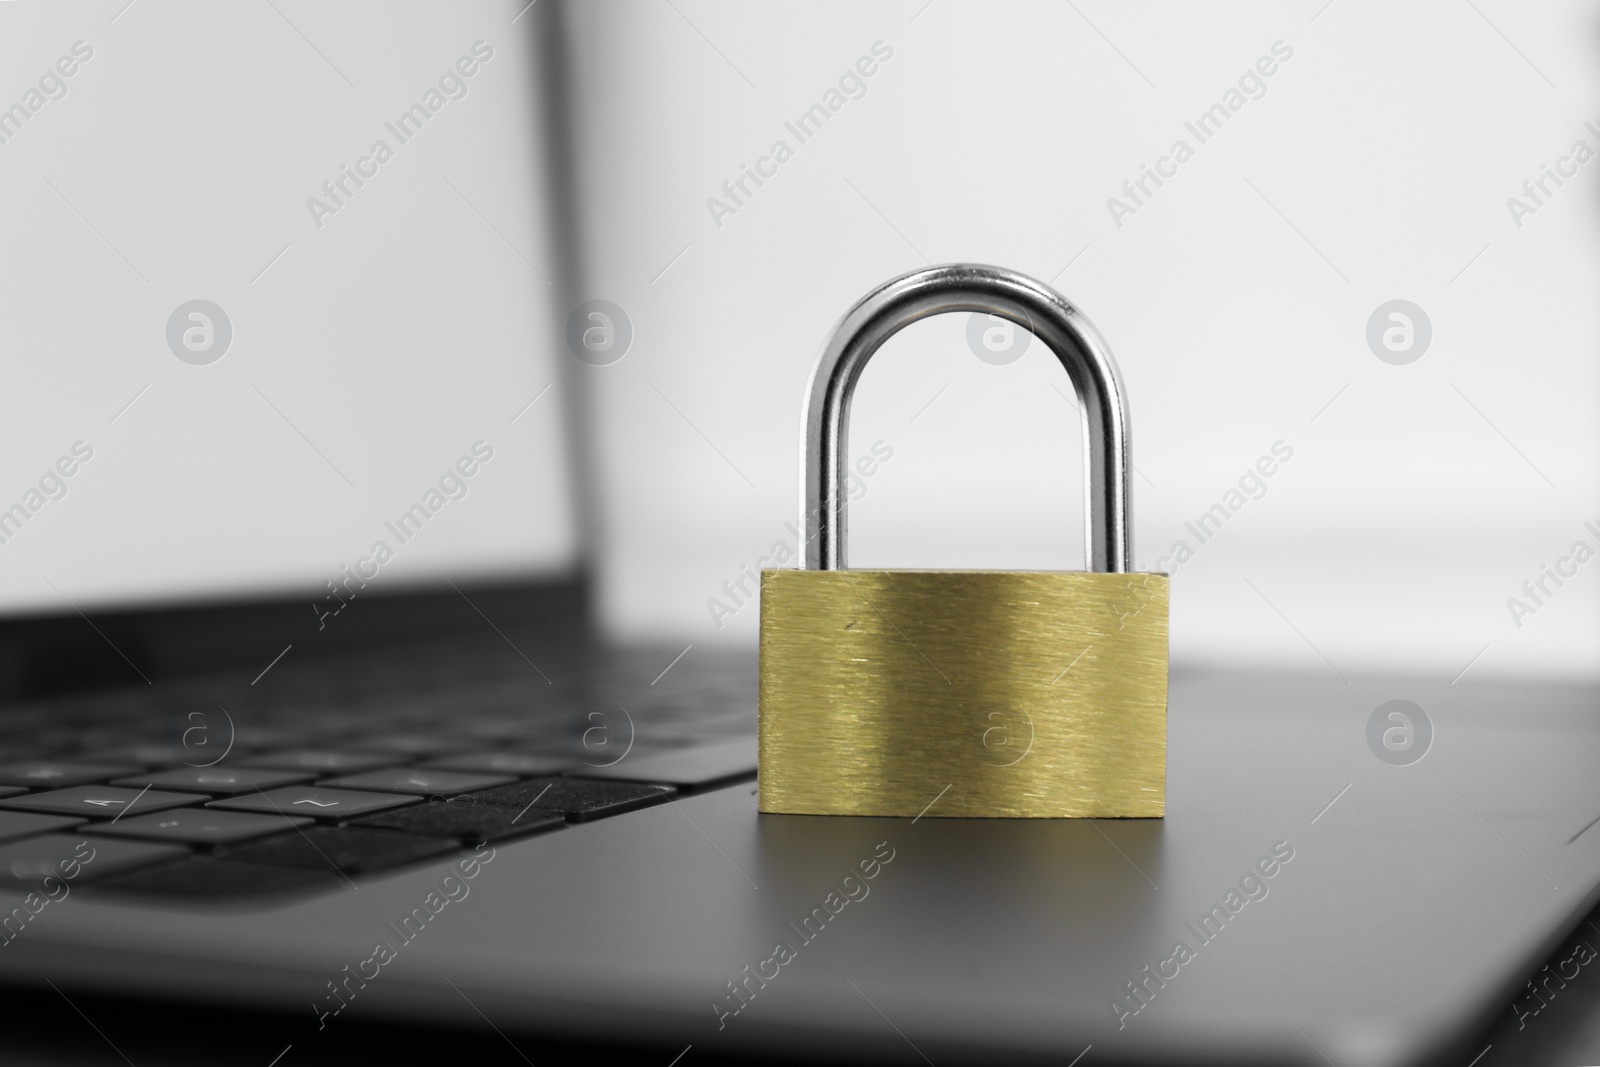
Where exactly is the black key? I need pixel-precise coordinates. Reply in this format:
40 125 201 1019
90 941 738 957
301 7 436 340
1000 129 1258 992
220 827 458 873
0 834 186 884
507 732 598 757
0 811 84 844
679 718 758 738
506 735 694 763
352 800 565 843
464 713 586 736
207 786 420 819
0 761 141 788
88 856 344 900
75 744 203 769
454 718 552 743
532 737 689 761
110 766 313 795
571 737 756 788
245 750 403 774
420 751 576 777
343 734 476 757
0 786 199 819
33 734 86 757
452 778 675 822
85 809 313 846
0 787 22 799
229 726 303 749
318 769 515 796
63 727 137 753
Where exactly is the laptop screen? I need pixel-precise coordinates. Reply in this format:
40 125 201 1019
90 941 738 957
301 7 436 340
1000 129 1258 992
0 2 576 618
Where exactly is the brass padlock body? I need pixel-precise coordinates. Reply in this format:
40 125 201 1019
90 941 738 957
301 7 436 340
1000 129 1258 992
759 569 1167 818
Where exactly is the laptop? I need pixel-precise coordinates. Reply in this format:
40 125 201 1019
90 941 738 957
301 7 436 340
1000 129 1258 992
1 2 1596 1065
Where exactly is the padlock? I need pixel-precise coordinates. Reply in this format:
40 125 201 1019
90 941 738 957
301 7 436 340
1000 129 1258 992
758 263 1167 819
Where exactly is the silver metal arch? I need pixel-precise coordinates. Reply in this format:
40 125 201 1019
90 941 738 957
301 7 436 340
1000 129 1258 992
803 263 1131 573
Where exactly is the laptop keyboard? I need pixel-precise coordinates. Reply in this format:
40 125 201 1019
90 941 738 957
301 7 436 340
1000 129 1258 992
0 637 756 903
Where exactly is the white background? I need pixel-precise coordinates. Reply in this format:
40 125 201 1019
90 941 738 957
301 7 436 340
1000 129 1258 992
562 0 1600 680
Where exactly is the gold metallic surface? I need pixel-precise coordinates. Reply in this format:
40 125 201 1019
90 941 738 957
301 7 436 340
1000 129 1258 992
758 570 1167 819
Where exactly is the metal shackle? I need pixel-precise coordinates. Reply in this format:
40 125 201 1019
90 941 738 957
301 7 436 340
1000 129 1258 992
803 263 1132 573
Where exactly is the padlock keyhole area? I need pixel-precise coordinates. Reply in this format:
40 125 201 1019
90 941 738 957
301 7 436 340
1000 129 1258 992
843 313 1087 572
